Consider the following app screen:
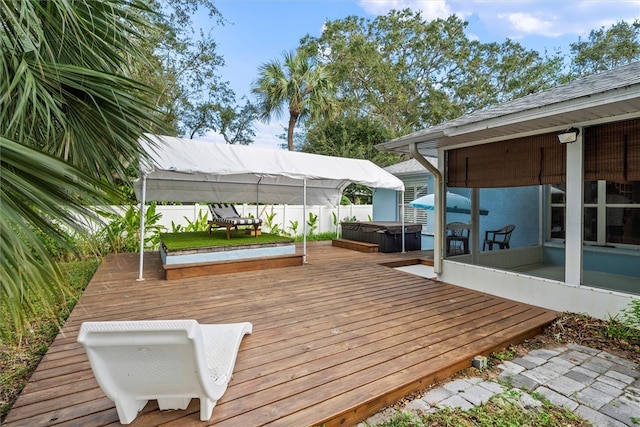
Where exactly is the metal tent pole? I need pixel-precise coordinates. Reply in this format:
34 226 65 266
137 175 147 281
303 179 307 263
256 177 261 218
401 190 405 253
336 200 340 238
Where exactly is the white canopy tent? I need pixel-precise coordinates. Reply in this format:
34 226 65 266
133 134 405 280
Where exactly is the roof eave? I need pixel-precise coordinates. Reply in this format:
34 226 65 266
376 130 446 154
377 83 640 155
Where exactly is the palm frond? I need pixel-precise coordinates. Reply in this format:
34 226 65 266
1 0 166 339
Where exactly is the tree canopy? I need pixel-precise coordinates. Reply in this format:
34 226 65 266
130 0 257 142
299 10 564 137
301 116 399 167
252 50 337 151
569 19 640 78
296 10 638 161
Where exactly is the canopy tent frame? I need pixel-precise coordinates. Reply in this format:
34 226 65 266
134 134 405 280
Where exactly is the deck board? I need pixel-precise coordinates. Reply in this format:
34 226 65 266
4 241 557 426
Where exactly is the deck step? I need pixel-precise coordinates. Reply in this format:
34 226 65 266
332 238 379 253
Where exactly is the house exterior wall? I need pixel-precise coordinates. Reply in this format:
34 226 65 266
438 259 636 320
372 188 399 221
378 63 640 319
378 155 638 319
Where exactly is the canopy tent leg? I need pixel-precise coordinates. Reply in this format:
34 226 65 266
336 202 340 238
303 179 307 263
401 190 405 253
137 175 147 281
256 177 261 218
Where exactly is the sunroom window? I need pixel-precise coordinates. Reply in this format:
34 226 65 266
550 180 640 246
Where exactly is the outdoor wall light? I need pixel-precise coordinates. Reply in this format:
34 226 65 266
557 127 580 144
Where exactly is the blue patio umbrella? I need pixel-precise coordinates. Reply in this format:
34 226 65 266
409 192 489 215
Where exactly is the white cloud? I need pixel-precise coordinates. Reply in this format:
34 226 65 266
358 1 640 41
497 12 563 38
358 0 453 20
474 1 640 39
251 121 287 150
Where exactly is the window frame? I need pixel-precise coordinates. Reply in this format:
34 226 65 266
548 180 640 247
402 181 428 229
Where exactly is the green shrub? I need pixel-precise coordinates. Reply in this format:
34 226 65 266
306 213 318 235
295 231 336 242
264 207 282 235
99 203 165 253
605 299 640 344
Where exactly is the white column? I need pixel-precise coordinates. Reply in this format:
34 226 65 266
565 130 584 286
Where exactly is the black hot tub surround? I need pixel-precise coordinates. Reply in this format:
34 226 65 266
340 221 422 253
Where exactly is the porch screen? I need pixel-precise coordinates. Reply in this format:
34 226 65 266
447 132 565 188
584 118 640 182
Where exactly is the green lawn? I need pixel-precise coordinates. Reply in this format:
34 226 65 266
160 230 294 251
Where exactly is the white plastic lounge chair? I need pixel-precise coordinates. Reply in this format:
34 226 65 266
77 320 252 424
208 203 262 239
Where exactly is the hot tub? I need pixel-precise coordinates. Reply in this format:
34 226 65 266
340 221 422 253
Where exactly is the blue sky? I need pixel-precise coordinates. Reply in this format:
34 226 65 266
198 0 640 148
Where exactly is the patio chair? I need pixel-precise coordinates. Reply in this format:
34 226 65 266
208 203 262 239
77 320 252 424
483 224 515 250
446 222 470 255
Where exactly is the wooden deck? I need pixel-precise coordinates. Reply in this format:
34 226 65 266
4 242 558 427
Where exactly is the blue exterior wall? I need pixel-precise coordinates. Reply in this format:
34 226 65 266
372 188 398 221
437 187 539 251
543 245 640 277
373 175 436 249
374 180 540 251
473 186 540 250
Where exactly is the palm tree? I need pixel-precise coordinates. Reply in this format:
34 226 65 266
0 0 166 339
252 50 336 151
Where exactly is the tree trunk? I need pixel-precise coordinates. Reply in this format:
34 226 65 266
287 113 298 151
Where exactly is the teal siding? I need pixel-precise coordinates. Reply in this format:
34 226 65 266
372 188 398 221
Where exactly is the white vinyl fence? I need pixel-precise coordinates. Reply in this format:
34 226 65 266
155 204 373 236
